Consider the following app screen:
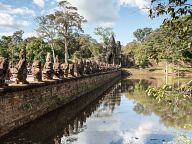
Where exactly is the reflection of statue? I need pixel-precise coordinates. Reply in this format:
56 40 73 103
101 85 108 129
53 56 63 79
0 57 9 86
42 53 54 80
31 60 42 82
14 48 29 84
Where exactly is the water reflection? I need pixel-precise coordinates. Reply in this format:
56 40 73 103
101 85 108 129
0 78 121 144
122 78 192 129
0 76 192 144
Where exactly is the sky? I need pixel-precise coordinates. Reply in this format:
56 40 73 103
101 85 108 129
0 0 165 46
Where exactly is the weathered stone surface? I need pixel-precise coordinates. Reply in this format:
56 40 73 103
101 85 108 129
62 63 69 78
98 35 121 65
53 56 63 79
42 53 54 80
12 48 29 84
0 57 9 87
69 64 75 77
0 70 121 137
74 59 84 77
84 61 91 75
31 60 42 82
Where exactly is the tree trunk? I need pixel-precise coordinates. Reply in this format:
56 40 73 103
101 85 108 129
165 60 168 84
51 45 56 63
64 37 68 64
49 42 56 63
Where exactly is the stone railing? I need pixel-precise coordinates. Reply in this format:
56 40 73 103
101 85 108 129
0 49 121 137
0 50 121 86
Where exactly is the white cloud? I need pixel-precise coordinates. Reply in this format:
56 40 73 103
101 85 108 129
32 0 45 8
118 0 150 13
68 0 120 26
0 13 15 27
0 3 35 16
0 3 34 29
56 0 150 27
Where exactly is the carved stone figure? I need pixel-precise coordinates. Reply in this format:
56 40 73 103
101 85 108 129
42 53 54 80
62 63 69 78
53 56 63 79
84 61 91 74
0 57 9 86
74 59 84 76
13 48 29 84
69 64 74 77
31 60 42 82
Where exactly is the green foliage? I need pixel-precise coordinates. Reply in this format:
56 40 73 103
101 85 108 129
149 0 192 48
164 134 192 144
22 102 33 110
94 27 114 44
72 51 81 59
133 27 153 42
25 37 51 64
37 0 87 63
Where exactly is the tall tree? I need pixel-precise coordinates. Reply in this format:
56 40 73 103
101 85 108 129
36 15 58 62
0 36 12 58
94 27 114 44
133 28 153 42
55 0 86 63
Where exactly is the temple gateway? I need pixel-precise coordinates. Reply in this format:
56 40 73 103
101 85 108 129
98 35 121 65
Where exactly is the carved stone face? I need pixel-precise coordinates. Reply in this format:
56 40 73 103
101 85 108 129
32 60 41 69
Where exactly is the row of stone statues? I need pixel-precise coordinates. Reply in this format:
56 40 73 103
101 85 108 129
0 49 120 86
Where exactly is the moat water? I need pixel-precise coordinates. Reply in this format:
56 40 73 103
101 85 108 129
1 75 192 144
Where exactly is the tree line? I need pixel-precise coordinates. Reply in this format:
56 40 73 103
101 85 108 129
123 0 191 68
0 0 114 66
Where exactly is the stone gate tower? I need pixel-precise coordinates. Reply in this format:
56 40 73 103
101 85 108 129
98 35 121 65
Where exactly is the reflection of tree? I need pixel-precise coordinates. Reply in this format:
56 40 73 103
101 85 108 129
122 79 192 130
133 103 151 116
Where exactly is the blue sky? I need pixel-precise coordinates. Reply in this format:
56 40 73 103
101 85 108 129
0 0 164 45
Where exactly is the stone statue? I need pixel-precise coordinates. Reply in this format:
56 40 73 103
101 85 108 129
53 56 63 79
13 48 29 84
0 57 9 86
42 53 54 80
62 63 69 78
31 60 42 82
69 64 75 77
74 59 84 77
79 59 84 75
84 61 91 75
